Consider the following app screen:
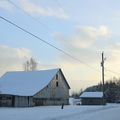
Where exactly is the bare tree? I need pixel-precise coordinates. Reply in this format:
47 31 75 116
29 58 37 71
23 60 30 71
23 57 37 71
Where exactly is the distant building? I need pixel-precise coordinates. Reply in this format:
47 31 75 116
80 92 105 105
0 68 70 107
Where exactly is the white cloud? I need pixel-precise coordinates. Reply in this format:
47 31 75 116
73 26 97 48
0 45 32 76
0 0 13 11
53 26 110 66
0 0 69 19
54 25 111 49
98 25 111 37
19 0 69 19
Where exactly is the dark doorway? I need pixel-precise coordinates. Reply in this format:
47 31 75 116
12 96 15 107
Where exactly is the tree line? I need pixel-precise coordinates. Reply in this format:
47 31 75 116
71 77 120 103
85 77 120 103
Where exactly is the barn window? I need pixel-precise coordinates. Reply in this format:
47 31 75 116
56 74 58 80
56 82 58 87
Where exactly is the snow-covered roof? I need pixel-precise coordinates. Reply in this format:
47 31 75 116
80 92 103 98
0 68 60 96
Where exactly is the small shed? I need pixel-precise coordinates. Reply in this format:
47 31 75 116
80 92 105 105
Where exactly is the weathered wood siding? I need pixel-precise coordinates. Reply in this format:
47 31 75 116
0 95 34 107
81 98 104 105
14 96 34 107
33 71 69 105
0 94 12 107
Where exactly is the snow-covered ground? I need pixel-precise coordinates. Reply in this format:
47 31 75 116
0 104 120 120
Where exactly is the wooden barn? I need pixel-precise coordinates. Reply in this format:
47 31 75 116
80 92 105 105
0 68 70 107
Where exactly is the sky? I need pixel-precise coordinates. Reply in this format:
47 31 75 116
0 0 120 92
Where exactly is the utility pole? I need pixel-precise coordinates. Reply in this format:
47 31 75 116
101 52 105 105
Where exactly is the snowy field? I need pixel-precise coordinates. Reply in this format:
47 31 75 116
0 104 120 120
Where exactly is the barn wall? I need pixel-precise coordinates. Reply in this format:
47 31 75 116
0 95 35 107
34 71 69 105
33 98 68 106
14 96 34 107
29 97 34 106
0 94 12 107
81 98 103 105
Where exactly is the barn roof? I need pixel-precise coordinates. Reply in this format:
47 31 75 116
80 92 103 98
0 68 68 96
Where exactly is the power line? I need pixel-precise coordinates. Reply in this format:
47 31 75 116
0 15 100 73
105 68 120 76
7 0 51 32
7 0 81 60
